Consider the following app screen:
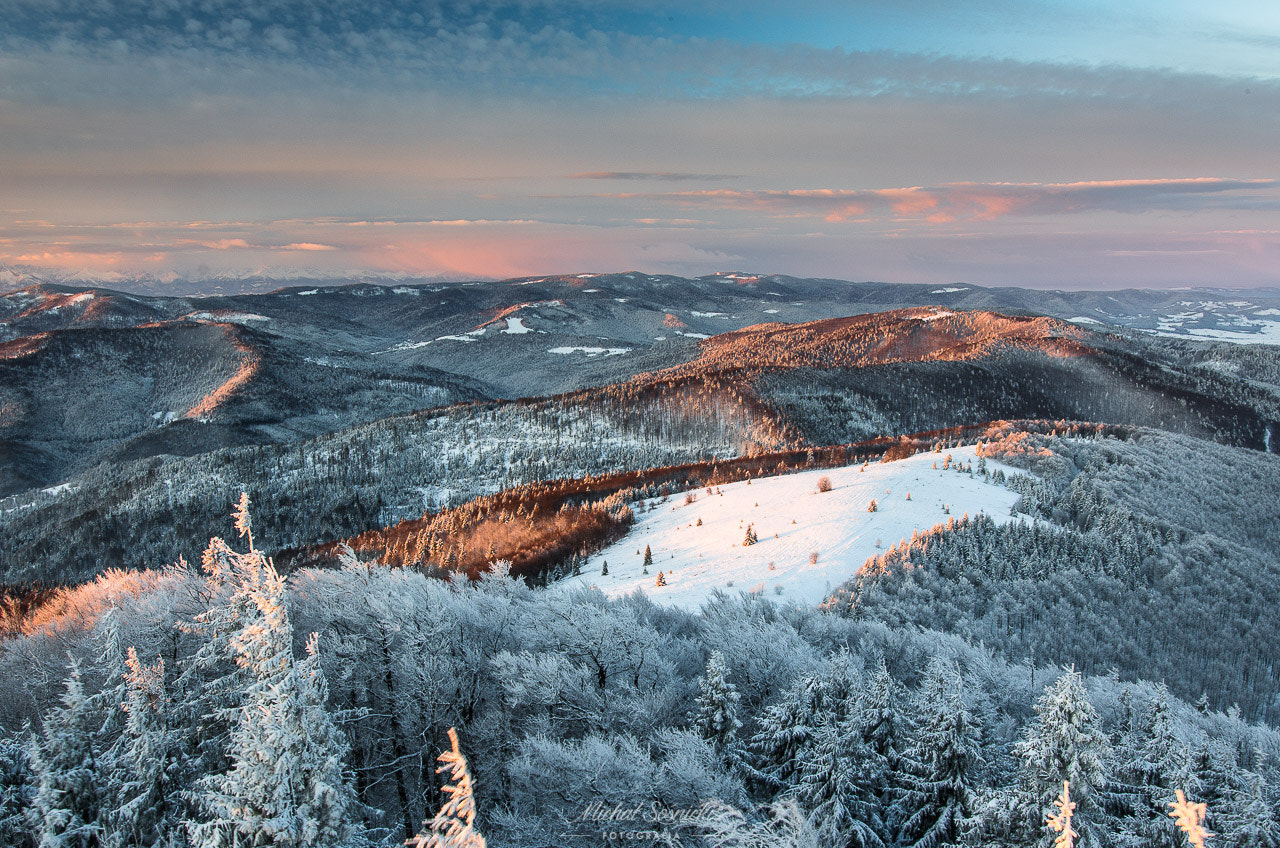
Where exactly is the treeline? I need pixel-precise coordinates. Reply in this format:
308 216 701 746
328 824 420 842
2 513 1278 847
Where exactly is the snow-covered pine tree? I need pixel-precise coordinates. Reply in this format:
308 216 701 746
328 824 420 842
1112 686 1191 847
693 651 742 754
28 662 112 848
185 496 358 848
643 545 653 574
790 713 885 848
1216 770 1280 847
1012 668 1110 848
893 661 983 848
409 727 485 848
0 732 34 848
104 648 186 848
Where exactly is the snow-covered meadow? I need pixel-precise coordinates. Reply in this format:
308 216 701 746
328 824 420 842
559 444 1022 609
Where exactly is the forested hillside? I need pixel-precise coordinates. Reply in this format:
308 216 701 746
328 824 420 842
1 511 1277 847
830 426 1280 722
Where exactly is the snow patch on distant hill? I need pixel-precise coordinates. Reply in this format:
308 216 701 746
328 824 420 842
186 311 269 324
558 445 1022 610
547 346 631 357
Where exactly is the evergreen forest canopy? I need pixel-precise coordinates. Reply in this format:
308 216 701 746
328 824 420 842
2 502 1279 847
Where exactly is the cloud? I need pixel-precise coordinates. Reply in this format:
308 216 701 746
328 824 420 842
276 242 337 251
605 178 1280 223
567 172 740 181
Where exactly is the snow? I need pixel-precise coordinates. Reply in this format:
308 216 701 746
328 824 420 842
1143 320 1280 346
764 309 779 314
677 331 711 339
296 289 319 296
1256 308 1280 316
186 312 270 323
546 346 631 356
558 445 1023 611
392 286 420 295
583 288 601 293
435 334 479 343
40 482 76 497
918 310 955 322
503 317 533 334
691 311 727 317
931 287 968 294
576 273 598 278
1069 316 1102 325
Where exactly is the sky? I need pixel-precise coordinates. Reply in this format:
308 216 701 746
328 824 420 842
1 0 1279 289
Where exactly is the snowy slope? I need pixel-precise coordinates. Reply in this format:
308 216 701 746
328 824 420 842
558 445 1023 610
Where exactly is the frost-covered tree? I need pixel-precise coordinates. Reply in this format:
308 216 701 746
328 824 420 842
694 651 742 753
28 663 111 848
410 727 485 848
0 732 34 848
103 648 185 848
185 498 358 848
860 657 907 802
1112 686 1191 847
1013 669 1110 847
790 714 885 848
1217 770 1280 848
893 662 982 848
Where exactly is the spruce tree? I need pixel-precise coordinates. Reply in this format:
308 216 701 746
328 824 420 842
185 497 358 848
1113 686 1191 847
894 662 983 848
693 651 742 753
643 545 652 574
1013 668 1110 847
28 663 110 848
0 734 33 848
104 648 185 848
410 727 485 848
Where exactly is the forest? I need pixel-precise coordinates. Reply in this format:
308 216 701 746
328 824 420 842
3 424 1280 846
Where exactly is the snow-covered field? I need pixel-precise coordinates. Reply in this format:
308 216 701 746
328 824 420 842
557 445 1022 610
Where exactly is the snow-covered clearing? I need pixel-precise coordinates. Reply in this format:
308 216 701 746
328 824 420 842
503 317 533 334
186 311 270 323
1069 316 1103 325
1143 320 1280 346
558 445 1022 610
547 346 631 356
931 287 967 294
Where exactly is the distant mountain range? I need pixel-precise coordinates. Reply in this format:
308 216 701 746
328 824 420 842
3 270 1279 589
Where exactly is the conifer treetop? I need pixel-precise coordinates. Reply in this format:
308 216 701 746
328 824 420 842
409 727 486 848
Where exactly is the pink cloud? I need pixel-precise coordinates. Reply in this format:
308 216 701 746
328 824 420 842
603 177 1278 224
